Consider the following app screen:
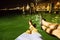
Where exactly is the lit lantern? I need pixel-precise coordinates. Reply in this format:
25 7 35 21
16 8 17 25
26 4 30 10
47 5 50 11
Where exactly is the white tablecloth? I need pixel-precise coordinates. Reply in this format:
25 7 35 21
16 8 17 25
15 32 43 40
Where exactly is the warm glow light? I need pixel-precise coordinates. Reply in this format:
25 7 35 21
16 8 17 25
22 6 24 12
42 6 45 9
9 8 13 10
1 8 7 10
56 2 60 5
16 7 20 9
54 6 58 9
47 4 50 11
26 4 30 10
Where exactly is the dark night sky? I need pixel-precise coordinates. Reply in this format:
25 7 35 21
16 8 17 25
0 0 34 8
0 0 59 9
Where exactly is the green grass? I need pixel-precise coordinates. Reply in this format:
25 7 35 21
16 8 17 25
0 15 29 40
0 13 60 40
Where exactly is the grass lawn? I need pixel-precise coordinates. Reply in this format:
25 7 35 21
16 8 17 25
0 12 60 40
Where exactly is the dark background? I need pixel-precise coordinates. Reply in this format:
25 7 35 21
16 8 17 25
0 0 59 9
0 0 34 9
